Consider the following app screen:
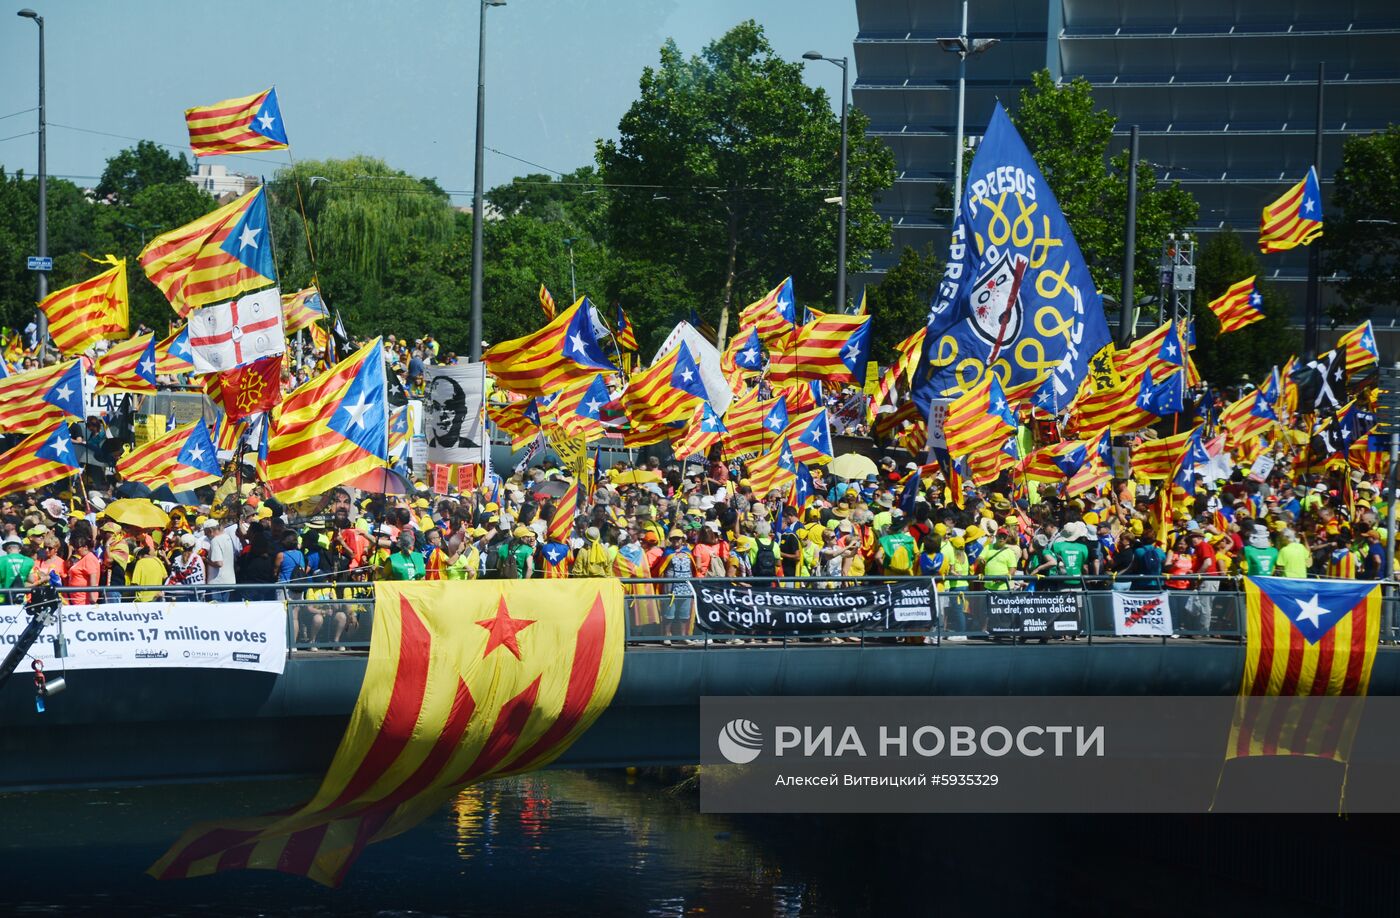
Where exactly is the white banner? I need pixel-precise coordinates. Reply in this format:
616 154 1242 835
1111 591 1173 637
424 363 488 466
0 601 287 674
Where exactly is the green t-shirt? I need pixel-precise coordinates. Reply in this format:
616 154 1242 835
1051 540 1090 585
879 533 916 574
1276 542 1310 579
386 551 426 581
1242 545 1279 576
980 544 1018 590
0 553 32 589
498 542 534 578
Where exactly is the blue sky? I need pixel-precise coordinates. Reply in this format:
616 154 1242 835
0 0 856 197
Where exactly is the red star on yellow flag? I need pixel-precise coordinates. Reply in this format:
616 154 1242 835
476 597 535 659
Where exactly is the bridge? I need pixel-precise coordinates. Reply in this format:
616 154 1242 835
1 578 1397 790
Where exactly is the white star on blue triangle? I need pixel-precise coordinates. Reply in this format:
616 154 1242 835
176 422 222 477
36 423 77 468
44 362 86 419
328 342 389 459
252 88 289 144
218 187 277 279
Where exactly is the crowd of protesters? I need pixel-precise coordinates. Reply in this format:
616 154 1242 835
0 329 1391 650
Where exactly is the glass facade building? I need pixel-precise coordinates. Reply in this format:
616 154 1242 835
853 0 1400 329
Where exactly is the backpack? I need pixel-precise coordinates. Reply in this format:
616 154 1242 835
499 542 521 580
1138 545 1164 577
751 538 779 577
885 538 915 576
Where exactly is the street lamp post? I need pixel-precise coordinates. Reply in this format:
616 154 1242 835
469 0 506 363
562 237 578 303
18 8 46 354
803 51 850 312
937 1 999 221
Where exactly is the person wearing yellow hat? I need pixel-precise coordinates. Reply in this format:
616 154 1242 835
498 526 536 579
944 536 971 631
655 528 696 642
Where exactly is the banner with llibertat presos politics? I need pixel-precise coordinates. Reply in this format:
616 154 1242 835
424 362 488 466
1112 591 1174 636
0 601 287 674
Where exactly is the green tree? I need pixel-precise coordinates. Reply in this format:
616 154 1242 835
864 245 944 365
1011 71 1198 315
1323 125 1400 323
1190 229 1297 384
597 21 894 344
265 156 456 336
0 169 95 330
90 180 217 332
95 141 191 206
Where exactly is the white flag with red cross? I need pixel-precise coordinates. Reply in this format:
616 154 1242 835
187 287 286 374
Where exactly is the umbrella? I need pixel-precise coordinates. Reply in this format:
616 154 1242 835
828 453 878 481
344 466 415 496
531 478 571 499
102 498 170 530
611 469 662 486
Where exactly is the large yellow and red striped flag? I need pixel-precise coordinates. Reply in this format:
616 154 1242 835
281 287 328 334
0 360 85 433
140 186 278 317
484 296 616 397
0 423 80 498
1228 576 1380 762
155 325 196 376
263 338 390 504
943 374 1017 463
1130 425 1204 481
540 374 610 442
1337 320 1380 374
672 401 726 460
723 391 787 458
784 308 871 385
487 398 542 450
184 87 289 157
870 325 927 422
1259 166 1323 254
746 436 798 499
150 580 624 886
1066 369 1158 436
117 421 222 491
94 333 158 395
546 479 579 543
1206 276 1264 335
621 343 707 429
738 276 796 348
38 256 128 356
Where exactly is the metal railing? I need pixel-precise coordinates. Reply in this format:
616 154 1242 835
14 576 1400 656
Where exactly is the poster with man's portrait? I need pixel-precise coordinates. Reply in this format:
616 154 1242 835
424 363 488 466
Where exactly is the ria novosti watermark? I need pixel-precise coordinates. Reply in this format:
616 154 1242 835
700 696 1400 814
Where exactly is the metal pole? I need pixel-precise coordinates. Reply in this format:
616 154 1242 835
1120 125 1139 347
28 12 48 361
836 57 849 313
1388 426 1398 583
568 241 577 303
951 0 968 222
468 0 490 362
1304 61 1324 357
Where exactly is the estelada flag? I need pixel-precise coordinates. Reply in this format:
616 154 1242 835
150 581 624 886
184 87 289 157
1227 576 1381 762
216 354 283 420
140 185 278 317
93 333 158 395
